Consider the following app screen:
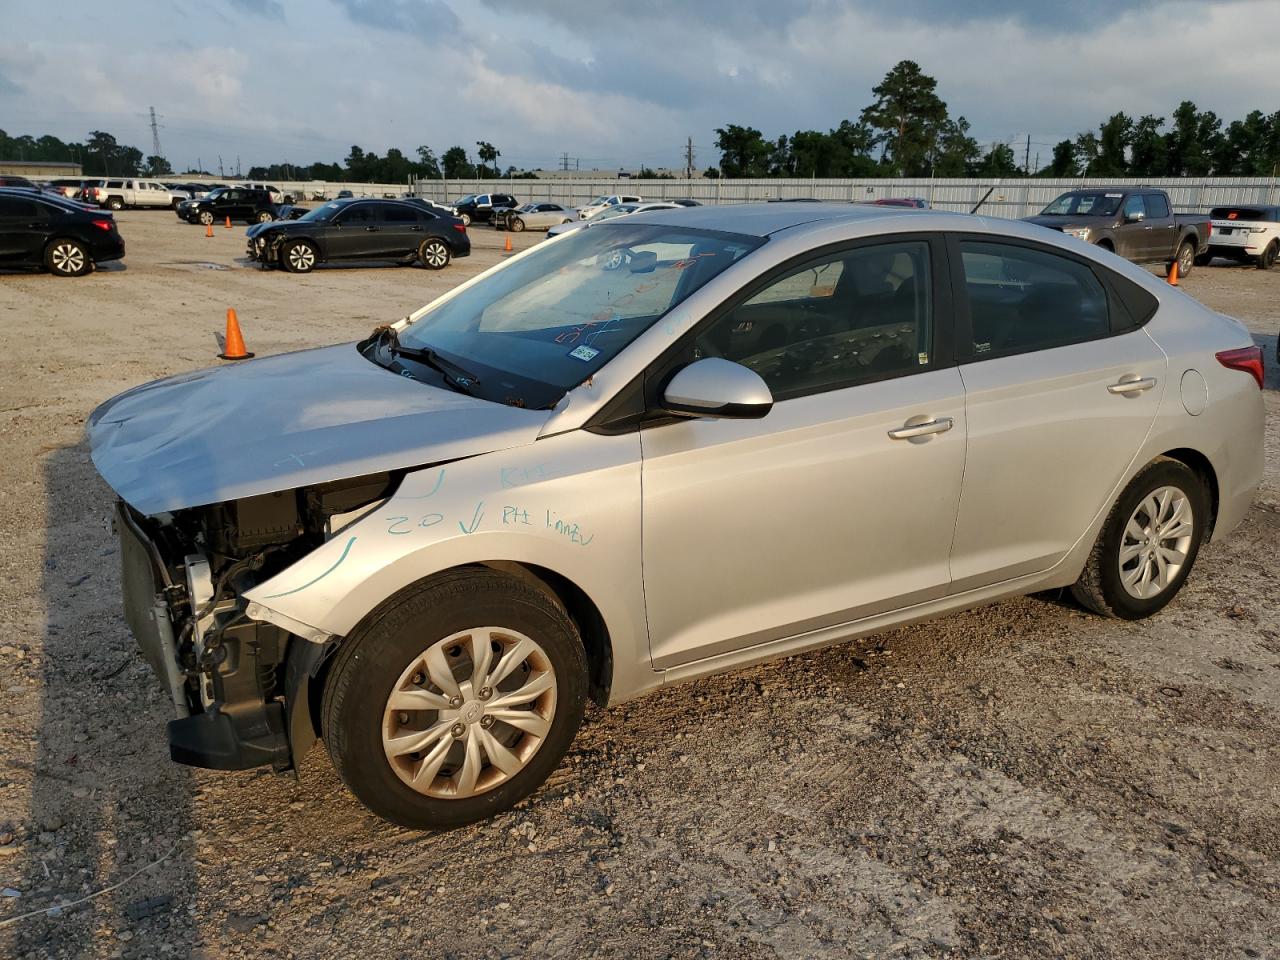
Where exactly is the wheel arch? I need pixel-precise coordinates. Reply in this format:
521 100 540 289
1156 447 1219 538
299 559 615 762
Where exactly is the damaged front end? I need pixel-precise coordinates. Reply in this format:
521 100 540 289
115 475 396 772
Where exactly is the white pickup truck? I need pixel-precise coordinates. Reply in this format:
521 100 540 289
87 179 186 211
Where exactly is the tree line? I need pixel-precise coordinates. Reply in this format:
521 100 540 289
8 62 1280 183
712 60 1280 180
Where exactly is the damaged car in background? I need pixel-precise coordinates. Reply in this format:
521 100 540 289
90 204 1263 830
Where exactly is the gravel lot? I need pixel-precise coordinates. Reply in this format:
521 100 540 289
1 211 1277 959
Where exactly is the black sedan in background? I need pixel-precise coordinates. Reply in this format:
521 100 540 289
0 187 125 277
248 198 469 273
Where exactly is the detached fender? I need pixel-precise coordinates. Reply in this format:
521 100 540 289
243 430 655 704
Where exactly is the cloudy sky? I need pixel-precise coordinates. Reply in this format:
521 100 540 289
2 0 1277 174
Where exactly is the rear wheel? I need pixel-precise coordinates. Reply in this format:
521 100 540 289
1071 459 1208 620
1173 240 1195 278
107 197 124 211
256 210 274 223
1257 239 1278 270
1194 252 1213 267
418 238 451 270
283 239 317 273
510 217 525 232
321 569 588 829
459 213 471 226
44 238 91 277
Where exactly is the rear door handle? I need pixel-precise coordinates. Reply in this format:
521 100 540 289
1108 376 1157 395
365 226 378 232
888 417 954 440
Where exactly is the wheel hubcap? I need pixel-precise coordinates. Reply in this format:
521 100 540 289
289 246 314 269
51 244 84 273
1119 485 1194 599
425 244 446 266
381 627 557 799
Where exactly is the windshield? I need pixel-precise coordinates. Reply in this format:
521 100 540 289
454 194 476 205
204 187 228 199
590 204 639 222
1041 192 1123 217
395 223 763 408
299 201 343 222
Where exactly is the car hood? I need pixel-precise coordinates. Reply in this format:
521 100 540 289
88 343 551 515
1024 215 1109 231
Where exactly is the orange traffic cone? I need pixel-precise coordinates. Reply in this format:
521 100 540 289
205 223 214 238
224 215 232 229
1167 260 1179 286
218 308 255 360
503 233 513 253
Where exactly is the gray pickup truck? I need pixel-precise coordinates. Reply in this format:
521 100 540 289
1024 188 1210 277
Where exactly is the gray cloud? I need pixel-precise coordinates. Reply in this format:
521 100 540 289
226 0 285 20
331 0 460 42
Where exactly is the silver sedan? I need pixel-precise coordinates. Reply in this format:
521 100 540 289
503 202 577 232
89 203 1265 829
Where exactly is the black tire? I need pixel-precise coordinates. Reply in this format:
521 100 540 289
107 197 124 211
459 213 471 226
418 238 451 270
1256 240 1278 270
1071 458 1209 620
171 198 182 210
256 210 274 223
1194 252 1213 267
44 238 92 277
1173 240 1195 278
198 210 214 225
321 569 588 829
510 218 525 233
282 239 317 273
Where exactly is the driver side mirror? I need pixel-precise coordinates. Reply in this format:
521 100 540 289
662 357 773 420
1124 209 1145 224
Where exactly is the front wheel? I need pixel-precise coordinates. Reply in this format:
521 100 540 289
1256 239 1278 270
107 197 124 211
256 210 274 223
198 210 214 225
510 218 525 233
1071 459 1208 620
418 238 451 270
44 238 92 277
459 213 471 226
321 569 588 829
283 239 317 273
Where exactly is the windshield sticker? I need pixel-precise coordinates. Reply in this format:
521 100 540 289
569 345 600 362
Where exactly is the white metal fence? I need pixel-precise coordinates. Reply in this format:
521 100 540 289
409 176 1280 219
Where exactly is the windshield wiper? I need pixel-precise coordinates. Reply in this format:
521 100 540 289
368 325 481 392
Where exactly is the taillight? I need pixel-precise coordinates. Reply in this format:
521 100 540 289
452 222 466 233
91 219 113 232
1216 345 1264 389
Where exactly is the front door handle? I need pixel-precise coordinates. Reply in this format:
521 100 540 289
1108 376 1157 395
888 417 954 440
365 226 378 232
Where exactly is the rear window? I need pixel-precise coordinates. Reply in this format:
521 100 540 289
1210 207 1276 222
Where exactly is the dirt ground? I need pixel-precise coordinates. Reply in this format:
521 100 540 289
0 211 1277 960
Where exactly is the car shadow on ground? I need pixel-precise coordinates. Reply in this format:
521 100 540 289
13 443 195 957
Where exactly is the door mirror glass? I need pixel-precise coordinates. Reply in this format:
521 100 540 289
662 357 773 420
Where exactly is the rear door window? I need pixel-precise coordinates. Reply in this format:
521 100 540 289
1145 194 1170 218
382 205 417 223
959 240 1109 359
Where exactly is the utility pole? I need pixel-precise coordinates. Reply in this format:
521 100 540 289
684 136 695 179
560 152 570 172
218 155 224 178
149 106 163 160
236 155 241 178
1024 134 1031 175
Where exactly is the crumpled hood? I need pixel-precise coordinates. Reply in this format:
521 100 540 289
88 343 551 515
